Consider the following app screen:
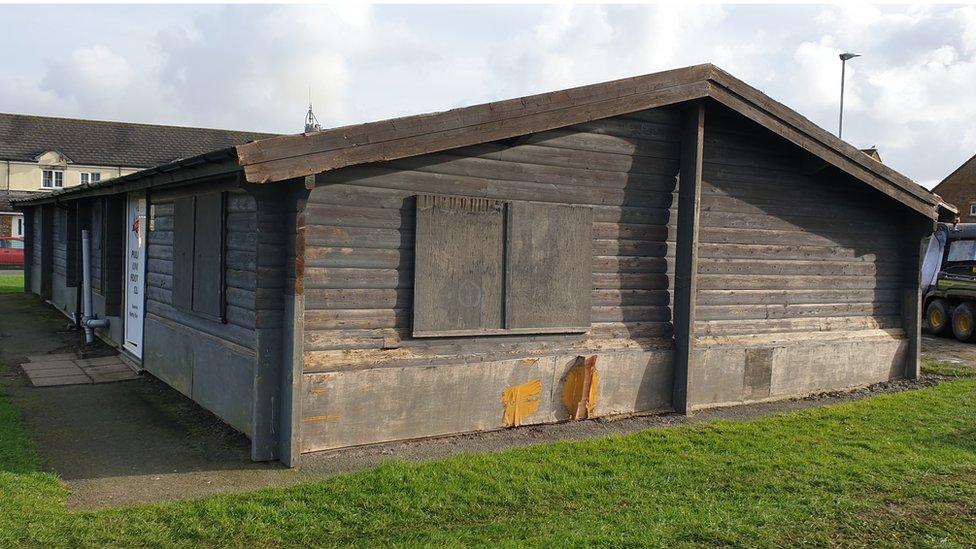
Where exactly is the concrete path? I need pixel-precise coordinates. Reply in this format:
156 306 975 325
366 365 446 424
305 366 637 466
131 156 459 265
21 354 139 386
0 292 963 510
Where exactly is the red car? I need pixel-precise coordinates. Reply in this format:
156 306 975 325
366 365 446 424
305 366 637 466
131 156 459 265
0 237 24 267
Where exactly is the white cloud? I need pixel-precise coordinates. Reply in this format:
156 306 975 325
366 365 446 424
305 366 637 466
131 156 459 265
0 4 974 187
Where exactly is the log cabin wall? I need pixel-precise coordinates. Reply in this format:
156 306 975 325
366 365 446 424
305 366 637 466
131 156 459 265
28 206 44 295
300 107 686 452
143 182 261 437
49 205 78 316
687 104 914 407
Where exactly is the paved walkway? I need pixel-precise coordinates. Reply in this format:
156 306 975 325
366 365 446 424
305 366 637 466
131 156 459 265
0 292 966 510
21 353 140 386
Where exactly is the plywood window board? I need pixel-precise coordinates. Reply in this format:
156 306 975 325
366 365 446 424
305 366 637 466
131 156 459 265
413 193 592 337
173 191 226 320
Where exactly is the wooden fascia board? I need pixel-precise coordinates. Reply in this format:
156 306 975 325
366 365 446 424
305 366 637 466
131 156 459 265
706 82 936 219
237 65 714 183
707 68 937 210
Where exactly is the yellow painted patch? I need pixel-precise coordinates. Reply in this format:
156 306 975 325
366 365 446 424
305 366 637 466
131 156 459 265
519 358 539 367
502 379 542 427
562 356 599 420
303 414 341 423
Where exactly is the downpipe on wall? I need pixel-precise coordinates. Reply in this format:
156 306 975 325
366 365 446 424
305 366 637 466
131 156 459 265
81 229 109 344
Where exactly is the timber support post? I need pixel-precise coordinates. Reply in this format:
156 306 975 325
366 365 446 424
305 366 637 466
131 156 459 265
278 186 309 467
903 218 933 380
672 101 705 413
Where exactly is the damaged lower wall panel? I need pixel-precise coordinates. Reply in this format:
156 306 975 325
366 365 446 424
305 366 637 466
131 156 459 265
688 333 908 409
300 349 673 452
143 314 258 436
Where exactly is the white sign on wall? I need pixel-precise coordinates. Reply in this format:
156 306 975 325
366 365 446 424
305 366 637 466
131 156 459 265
123 191 146 358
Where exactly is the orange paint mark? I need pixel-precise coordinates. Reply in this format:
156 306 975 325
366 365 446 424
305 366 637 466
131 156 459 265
519 358 539 366
303 414 341 423
562 356 599 420
502 379 542 427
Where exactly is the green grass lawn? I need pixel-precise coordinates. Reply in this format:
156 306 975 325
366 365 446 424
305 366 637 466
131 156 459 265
1 362 975 546
0 272 23 294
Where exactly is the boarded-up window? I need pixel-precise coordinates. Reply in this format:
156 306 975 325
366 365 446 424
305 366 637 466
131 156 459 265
414 195 506 336
505 202 592 330
413 194 592 337
173 192 225 320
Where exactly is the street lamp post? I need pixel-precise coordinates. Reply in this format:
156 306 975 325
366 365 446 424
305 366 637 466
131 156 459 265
838 52 861 139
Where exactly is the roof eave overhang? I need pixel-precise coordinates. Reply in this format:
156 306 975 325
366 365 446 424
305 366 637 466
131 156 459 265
11 148 240 208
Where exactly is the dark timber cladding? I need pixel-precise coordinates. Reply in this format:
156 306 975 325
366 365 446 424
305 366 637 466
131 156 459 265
12 63 942 462
302 107 681 361
299 107 681 452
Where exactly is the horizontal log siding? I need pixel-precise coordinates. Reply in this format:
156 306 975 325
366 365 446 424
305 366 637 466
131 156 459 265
31 209 42 267
52 208 66 276
146 189 257 349
695 108 907 337
304 107 683 367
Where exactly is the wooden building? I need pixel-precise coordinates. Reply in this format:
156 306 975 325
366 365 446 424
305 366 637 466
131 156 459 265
15 65 943 466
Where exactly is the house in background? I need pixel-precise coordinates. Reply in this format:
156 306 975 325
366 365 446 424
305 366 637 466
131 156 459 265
15 64 945 466
0 113 275 237
932 153 976 222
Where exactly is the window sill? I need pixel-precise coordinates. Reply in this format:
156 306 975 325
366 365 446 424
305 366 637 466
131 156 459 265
413 326 590 338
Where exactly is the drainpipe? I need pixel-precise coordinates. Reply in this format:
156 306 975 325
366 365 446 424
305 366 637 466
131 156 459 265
81 229 109 344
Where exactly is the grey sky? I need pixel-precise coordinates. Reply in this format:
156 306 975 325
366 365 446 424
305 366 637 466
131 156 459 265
1 3 973 188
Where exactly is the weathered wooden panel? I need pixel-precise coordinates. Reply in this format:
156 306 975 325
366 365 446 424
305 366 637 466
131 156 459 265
413 194 506 336
172 196 194 311
146 187 257 348
52 208 66 275
304 108 683 365
192 192 225 318
505 201 592 331
694 104 910 337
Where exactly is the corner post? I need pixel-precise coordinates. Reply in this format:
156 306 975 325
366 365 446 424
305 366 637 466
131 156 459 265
278 182 310 467
672 101 705 413
903 218 932 379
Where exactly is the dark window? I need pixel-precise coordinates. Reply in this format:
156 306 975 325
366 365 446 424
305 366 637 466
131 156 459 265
173 192 225 320
413 194 592 337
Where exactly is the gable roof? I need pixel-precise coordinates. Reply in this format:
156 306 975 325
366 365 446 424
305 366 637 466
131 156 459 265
0 112 276 168
236 63 940 218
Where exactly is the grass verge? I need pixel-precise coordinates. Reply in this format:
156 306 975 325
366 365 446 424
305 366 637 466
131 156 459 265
0 372 974 546
0 272 24 294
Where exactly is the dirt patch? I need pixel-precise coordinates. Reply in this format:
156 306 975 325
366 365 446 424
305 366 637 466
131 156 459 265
922 333 976 369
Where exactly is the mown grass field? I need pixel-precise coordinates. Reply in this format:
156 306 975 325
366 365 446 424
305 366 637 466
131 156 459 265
0 360 973 546
0 272 23 294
